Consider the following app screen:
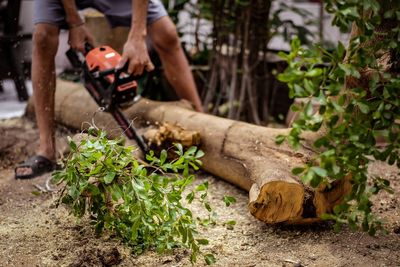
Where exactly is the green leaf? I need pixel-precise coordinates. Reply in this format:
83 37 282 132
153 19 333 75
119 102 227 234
51 171 64 184
384 10 394 19
195 150 205 159
223 195 236 207
302 170 314 184
305 68 323 78
204 254 216 265
195 181 208 191
294 84 305 97
331 101 344 112
396 11 400 20
68 136 77 151
181 226 188 244
224 220 236 226
303 79 316 94
275 135 286 144
160 150 167 165
204 202 212 212
292 167 305 175
340 6 358 18
320 213 334 220
31 191 41 196
175 144 183 156
339 63 360 78
337 41 345 58
196 239 209 245
87 184 100 196
186 192 195 204
68 185 79 199
310 174 322 188
104 171 116 184
357 102 370 114
186 146 197 156
224 220 236 230
311 166 328 177
305 101 314 117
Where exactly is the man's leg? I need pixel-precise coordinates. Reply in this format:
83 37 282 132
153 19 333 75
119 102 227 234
148 17 203 112
16 24 59 176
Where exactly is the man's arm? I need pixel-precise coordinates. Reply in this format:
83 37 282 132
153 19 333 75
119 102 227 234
119 0 154 75
61 0 82 27
61 0 94 52
130 0 148 39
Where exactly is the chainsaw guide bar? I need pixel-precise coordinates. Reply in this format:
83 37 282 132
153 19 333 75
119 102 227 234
66 43 148 154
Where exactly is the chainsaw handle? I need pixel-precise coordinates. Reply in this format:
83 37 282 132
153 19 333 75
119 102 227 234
114 61 146 85
65 42 94 69
66 48 83 69
92 63 146 83
84 42 94 54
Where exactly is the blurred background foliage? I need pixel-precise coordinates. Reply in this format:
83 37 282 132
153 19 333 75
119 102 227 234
157 0 320 125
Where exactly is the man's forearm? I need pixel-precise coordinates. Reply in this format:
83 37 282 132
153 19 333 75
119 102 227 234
129 0 149 39
61 0 82 26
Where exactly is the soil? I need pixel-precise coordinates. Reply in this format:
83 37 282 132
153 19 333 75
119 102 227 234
0 117 399 267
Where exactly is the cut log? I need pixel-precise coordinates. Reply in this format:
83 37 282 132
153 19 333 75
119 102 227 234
26 79 350 224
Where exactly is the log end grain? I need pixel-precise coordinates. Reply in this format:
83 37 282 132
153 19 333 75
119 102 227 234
248 181 304 223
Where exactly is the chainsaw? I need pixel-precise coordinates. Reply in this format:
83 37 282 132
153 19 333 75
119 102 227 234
66 43 148 154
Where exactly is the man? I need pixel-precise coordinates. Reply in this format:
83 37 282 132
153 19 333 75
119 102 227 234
15 0 203 179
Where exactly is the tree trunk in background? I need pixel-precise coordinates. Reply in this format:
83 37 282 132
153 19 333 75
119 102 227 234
202 0 274 124
26 79 351 224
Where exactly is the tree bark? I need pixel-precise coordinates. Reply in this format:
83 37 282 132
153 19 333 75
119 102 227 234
26 79 350 224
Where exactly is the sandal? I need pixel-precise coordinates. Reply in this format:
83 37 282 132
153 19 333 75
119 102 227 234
15 155 58 180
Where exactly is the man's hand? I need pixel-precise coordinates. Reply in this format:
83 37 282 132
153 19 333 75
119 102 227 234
68 24 94 53
119 37 155 76
119 0 153 76
61 0 93 52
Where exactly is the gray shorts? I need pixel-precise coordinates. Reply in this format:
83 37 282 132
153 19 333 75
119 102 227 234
33 0 168 28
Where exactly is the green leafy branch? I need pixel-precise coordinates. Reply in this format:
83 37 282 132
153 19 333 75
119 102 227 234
277 0 400 235
52 129 215 264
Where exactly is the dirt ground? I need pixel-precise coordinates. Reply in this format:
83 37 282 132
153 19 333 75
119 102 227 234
0 117 399 267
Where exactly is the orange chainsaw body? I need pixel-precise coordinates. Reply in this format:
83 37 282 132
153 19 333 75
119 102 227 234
65 43 148 153
85 46 137 92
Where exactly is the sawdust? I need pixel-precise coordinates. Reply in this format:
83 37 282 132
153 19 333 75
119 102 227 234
144 122 201 148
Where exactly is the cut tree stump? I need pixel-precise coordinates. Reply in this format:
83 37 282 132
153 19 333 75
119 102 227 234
26 79 351 224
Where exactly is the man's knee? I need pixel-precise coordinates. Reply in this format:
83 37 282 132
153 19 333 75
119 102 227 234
33 24 59 56
151 19 181 54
